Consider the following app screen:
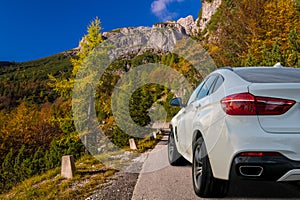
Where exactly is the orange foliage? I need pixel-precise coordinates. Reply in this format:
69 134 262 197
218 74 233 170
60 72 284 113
0 102 63 159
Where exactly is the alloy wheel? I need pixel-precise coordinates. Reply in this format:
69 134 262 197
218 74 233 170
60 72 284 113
193 144 203 190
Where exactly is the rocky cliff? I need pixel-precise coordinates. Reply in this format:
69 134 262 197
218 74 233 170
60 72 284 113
102 15 199 39
198 0 222 30
102 26 182 60
80 15 200 57
152 15 199 36
150 0 223 34
82 1 222 51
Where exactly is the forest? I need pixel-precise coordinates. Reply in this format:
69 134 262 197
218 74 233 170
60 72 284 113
200 0 300 68
0 18 194 192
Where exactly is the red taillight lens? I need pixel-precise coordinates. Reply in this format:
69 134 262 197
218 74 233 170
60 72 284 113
239 152 282 157
221 93 295 115
256 96 295 115
221 93 256 115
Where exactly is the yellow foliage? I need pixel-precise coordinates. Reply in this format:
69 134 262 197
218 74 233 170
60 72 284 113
202 0 300 67
246 0 300 65
48 17 103 99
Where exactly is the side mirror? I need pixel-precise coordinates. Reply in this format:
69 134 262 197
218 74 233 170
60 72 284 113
170 97 184 107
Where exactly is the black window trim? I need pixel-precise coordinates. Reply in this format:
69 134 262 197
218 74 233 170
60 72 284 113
186 78 207 106
210 74 224 94
195 74 218 100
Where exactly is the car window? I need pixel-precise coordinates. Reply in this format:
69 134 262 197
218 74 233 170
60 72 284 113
210 75 224 94
186 80 206 105
196 75 217 100
234 68 300 83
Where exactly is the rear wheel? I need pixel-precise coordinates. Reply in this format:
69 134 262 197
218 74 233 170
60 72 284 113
192 137 228 197
168 131 185 166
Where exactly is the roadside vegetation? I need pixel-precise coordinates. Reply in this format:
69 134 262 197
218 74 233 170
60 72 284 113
198 0 300 68
0 155 115 200
0 17 190 194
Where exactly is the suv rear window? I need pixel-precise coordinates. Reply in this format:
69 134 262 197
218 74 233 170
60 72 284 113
234 67 300 83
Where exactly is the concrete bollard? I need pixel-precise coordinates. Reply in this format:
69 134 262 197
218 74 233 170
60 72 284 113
129 138 137 150
61 155 76 179
150 132 157 140
153 132 157 139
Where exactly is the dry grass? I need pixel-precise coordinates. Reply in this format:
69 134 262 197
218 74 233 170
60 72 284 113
0 133 164 199
0 155 116 200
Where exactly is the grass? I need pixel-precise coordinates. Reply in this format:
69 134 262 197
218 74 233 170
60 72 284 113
137 132 164 153
0 132 165 200
92 132 164 170
0 155 116 200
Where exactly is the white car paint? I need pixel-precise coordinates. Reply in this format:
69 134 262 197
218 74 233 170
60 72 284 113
170 67 300 180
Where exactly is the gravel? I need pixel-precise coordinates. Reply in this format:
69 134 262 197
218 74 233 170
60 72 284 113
85 156 144 200
86 172 139 200
86 132 170 200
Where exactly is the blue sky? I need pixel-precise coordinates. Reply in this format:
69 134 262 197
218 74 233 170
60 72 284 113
0 0 201 62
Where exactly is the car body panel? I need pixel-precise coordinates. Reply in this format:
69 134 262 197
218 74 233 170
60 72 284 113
170 67 300 181
249 83 300 133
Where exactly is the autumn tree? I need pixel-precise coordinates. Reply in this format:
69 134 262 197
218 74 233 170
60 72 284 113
49 17 103 100
247 0 300 66
201 0 266 66
49 17 103 135
201 0 300 67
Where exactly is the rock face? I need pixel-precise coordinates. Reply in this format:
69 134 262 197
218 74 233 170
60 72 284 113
102 15 199 41
199 0 222 30
152 15 199 36
79 1 223 51
177 15 200 36
103 26 183 60
99 16 200 60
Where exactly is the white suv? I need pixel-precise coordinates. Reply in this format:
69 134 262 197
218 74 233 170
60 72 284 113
168 65 300 198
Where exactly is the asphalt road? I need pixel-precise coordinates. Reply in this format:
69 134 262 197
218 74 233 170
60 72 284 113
132 134 300 200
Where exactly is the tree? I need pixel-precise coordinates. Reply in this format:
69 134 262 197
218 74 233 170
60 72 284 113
14 145 27 180
31 148 45 175
49 17 103 100
48 17 104 139
2 149 15 189
247 0 300 66
286 29 300 66
201 0 300 67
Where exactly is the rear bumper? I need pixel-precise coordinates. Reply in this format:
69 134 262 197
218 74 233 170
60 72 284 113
205 116 300 180
278 169 300 181
230 154 300 181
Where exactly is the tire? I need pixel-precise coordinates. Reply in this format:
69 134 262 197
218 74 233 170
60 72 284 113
168 131 185 166
192 137 228 198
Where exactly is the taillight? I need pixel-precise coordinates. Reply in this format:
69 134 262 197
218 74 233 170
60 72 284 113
256 96 295 115
239 152 282 157
221 93 256 115
221 93 295 115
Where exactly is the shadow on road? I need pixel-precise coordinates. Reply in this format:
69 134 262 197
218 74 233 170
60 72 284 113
176 163 300 199
227 180 300 199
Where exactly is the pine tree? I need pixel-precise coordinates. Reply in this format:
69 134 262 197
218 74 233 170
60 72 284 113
14 145 27 180
261 44 272 66
270 38 284 64
287 29 300 66
31 148 45 175
48 139 61 169
2 149 15 188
